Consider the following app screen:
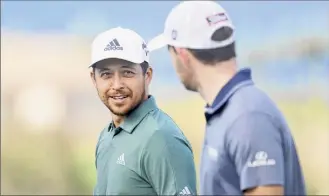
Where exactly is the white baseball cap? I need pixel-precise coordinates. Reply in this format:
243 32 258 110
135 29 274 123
148 1 235 51
90 27 149 67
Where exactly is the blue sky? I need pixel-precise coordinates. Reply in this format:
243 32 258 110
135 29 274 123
1 1 329 86
2 1 328 40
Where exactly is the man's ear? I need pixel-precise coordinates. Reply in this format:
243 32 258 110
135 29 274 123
145 66 153 85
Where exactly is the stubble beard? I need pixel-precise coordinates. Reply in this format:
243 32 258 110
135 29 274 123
175 58 198 92
182 78 198 92
100 87 146 117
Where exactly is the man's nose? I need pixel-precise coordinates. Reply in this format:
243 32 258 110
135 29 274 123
111 73 124 90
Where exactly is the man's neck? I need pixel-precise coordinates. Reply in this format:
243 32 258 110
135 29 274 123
196 59 237 106
112 115 124 128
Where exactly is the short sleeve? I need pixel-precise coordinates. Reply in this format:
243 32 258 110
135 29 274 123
142 131 197 195
226 112 284 191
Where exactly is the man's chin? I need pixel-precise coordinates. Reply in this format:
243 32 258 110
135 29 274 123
183 82 198 92
109 108 130 116
108 103 136 116
107 94 145 117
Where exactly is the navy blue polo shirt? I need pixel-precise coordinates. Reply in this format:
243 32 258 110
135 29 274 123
200 68 306 195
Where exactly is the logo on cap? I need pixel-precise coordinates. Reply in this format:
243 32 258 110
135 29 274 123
104 38 123 51
206 13 228 26
171 29 177 40
142 42 149 56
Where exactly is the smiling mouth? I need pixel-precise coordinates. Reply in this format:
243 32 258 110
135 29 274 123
111 95 128 100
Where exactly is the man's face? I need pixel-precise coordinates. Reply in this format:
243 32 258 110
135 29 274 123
168 47 198 92
91 59 152 116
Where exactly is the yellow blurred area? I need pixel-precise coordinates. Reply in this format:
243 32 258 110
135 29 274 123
1 30 329 195
2 96 329 195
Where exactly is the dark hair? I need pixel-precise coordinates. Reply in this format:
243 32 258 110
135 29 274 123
92 60 149 75
169 26 236 65
140 61 149 74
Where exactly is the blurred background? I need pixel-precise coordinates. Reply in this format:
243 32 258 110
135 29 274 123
1 1 329 195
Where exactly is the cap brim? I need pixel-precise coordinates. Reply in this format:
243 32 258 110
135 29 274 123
147 34 168 52
89 54 145 68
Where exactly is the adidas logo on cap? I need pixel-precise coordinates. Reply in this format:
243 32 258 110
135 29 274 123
104 38 123 51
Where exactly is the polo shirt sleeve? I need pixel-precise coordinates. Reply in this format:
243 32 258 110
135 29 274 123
141 131 197 195
226 112 284 192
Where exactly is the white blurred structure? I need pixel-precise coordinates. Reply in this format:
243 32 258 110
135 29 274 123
13 84 67 131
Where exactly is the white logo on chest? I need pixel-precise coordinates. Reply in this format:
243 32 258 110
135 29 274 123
116 153 125 165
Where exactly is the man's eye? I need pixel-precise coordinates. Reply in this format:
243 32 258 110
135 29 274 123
123 71 134 77
100 72 111 77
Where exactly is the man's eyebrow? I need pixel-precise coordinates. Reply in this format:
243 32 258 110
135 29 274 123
121 65 136 70
95 64 137 72
97 67 111 72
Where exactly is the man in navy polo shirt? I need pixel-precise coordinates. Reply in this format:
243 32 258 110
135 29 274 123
148 1 306 195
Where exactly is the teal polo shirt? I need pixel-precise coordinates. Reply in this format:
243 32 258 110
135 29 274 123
94 96 197 195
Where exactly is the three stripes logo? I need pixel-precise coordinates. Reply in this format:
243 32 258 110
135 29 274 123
116 153 125 166
179 186 192 195
104 38 123 51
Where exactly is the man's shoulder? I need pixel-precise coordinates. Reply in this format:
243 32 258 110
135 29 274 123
225 85 284 120
207 85 287 138
142 108 182 133
141 109 191 150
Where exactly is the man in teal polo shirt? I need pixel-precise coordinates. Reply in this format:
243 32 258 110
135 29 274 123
89 27 197 195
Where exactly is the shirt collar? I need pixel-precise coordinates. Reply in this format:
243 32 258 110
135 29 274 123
117 95 157 133
204 68 254 121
